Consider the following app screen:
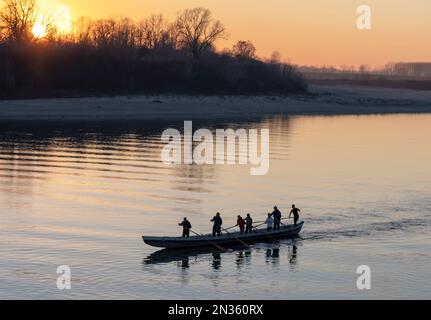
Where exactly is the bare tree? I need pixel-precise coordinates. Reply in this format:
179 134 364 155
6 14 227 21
85 17 137 48
232 40 256 60
0 0 38 43
162 22 181 49
114 17 135 48
138 14 167 49
71 16 93 44
90 18 116 47
175 7 226 59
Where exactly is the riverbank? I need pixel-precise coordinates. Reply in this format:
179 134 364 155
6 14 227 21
1 85 430 121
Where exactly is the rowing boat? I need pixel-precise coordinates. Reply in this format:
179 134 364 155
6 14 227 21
142 221 304 248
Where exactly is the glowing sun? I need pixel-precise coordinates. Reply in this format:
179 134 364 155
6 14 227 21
32 17 47 38
32 3 72 38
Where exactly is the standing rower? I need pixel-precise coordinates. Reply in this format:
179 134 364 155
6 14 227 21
289 204 301 226
178 217 192 237
244 214 253 234
236 215 245 234
211 212 223 236
265 213 274 232
271 206 282 230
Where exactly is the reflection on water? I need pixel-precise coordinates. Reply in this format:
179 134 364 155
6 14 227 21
1 114 431 299
236 250 252 269
144 241 298 269
143 240 300 288
288 245 298 269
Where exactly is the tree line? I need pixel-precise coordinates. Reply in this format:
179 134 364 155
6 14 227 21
0 0 307 98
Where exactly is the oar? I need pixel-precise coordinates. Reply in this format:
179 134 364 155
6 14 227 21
222 225 239 232
221 227 250 249
254 221 267 228
189 229 226 252
223 219 266 232
281 216 293 226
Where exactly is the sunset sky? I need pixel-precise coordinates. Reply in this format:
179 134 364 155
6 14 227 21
40 0 431 67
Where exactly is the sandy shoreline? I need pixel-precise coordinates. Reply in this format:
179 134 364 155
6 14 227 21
1 85 430 121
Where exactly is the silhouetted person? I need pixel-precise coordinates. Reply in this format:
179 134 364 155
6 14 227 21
271 206 282 230
178 217 192 237
244 213 253 234
289 204 301 226
236 215 245 234
265 213 274 231
211 212 223 236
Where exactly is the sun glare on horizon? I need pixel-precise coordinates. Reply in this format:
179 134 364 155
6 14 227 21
32 16 47 38
32 2 72 38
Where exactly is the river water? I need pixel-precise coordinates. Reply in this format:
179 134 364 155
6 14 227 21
0 114 430 299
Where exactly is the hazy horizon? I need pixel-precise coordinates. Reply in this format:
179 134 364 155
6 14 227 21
32 0 431 68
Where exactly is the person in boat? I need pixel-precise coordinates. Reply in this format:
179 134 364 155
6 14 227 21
178 217 192 238
271 206 282 230
244 213 253 234
211 212 223 237
265 213 274 232
236 215 245 234
289 204 301 226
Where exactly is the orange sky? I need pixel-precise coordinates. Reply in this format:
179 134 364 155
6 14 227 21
42 0 431 67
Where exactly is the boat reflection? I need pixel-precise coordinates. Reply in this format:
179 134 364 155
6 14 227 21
143 240 300 270
235 250 252 269
288 244 298 268
212 252 221 270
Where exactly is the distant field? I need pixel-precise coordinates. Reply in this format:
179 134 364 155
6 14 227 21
302 71 431 91
308 79 431 91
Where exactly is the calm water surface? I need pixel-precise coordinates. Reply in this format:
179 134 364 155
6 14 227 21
0 114 430 299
